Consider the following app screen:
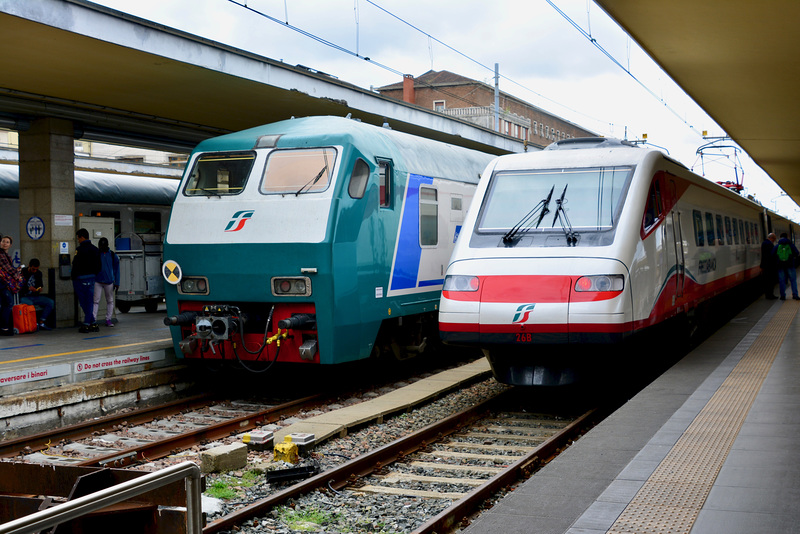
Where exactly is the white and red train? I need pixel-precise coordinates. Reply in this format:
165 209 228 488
439 137 797 385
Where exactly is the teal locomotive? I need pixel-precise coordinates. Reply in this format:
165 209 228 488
162 116 494 368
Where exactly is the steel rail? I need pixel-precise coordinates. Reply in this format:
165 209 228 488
413 408 598 534
73 394 325 468
0 392 217 458
202 389 513 534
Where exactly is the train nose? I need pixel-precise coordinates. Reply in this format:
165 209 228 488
477 275 571 344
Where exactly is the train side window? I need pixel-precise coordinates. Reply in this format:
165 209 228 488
724 216 733 245
134 211 162 234
715 214 724 245
693 210 704 246
732 217 739 244
185 151 254 196
745 222 751 244
705 212 715 246
378 161 392 208
419 186 438 246
739 220 745 244
348 158 369 199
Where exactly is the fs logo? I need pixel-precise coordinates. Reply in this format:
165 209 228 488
224 210 255 232
512 304 536 324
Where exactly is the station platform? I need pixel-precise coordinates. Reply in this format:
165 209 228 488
0 304 177 396
463 297 800 534
0 305 190 438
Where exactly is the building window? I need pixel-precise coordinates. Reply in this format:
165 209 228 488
433 100 446 112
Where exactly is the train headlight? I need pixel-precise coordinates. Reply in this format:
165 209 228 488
443 275 480 292
271 276 312 297
178 276 209 295
574 275 624 292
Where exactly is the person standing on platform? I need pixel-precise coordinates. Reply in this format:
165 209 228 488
0 235 22 336
20 258 54 330
760 232 778 299
93 237 120 328
773 232 800 301
72 228 101 333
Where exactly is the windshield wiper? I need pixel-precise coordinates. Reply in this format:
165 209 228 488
197 187 221 198
295 164 328 196
502 185 554 245
551 184 578 246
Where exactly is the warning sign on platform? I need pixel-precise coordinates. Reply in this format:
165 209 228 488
74 352 165 374
0 364 71 386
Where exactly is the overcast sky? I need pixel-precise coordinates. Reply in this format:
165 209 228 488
91 0 798 218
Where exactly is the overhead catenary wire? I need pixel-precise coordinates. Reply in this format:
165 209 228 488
545 0 704 138
226 0 490 110
226 0 700 141
365 0 607 128
226 0 605 125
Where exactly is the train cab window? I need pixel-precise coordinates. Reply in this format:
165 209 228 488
134 211 162 234
348 158 369 199
715 215 724 245
693 210 704 246
643 180 663 232
419 186 438 246
705 212 715 246
724 216 733 245
184 152 255 196
260 148 336 195
378 161 392 208
732 218 740 244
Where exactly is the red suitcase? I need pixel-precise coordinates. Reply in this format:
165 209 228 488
12 303 38 334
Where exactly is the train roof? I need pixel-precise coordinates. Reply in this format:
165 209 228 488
0 164 179 205
192 115 496 185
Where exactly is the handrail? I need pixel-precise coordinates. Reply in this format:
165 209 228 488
0 461 202 534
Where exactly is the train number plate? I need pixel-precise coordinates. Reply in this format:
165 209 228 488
515 333 533 343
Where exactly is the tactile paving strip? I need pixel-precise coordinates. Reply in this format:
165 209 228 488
608 301 799 534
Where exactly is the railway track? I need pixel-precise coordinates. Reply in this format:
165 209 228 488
204 388 599 534
0 359 595 533
0 394 325 468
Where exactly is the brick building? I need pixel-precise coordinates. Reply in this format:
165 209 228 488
377 70 595 149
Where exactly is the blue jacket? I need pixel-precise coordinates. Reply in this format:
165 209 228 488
96 250 120 286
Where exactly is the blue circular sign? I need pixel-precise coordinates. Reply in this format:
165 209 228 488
26 216 45 240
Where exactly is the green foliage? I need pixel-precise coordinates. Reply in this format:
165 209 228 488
278 506 340 532
205 479 238 500
204 470 263 500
